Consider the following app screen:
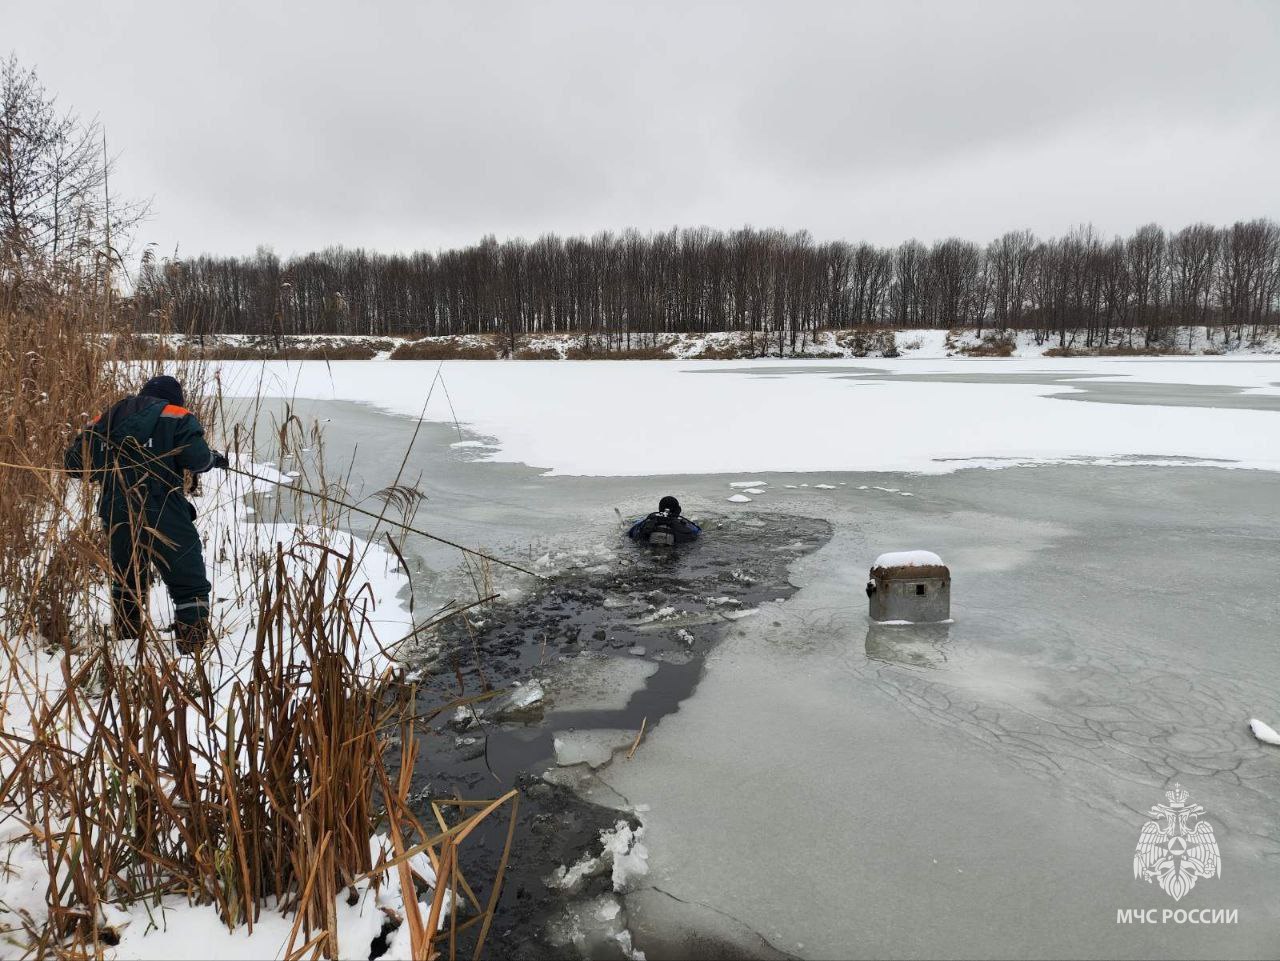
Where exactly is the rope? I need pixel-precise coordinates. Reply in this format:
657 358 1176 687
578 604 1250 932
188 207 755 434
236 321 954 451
0 458 544 580
223 463 543 579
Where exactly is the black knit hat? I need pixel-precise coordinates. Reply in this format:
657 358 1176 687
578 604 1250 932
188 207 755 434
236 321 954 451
658 495 681 516
139 375 184 407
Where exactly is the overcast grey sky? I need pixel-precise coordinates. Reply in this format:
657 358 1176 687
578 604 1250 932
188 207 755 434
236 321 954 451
9 0 1279 260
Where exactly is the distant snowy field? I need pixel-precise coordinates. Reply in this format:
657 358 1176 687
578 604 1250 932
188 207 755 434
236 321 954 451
216 357 1280 476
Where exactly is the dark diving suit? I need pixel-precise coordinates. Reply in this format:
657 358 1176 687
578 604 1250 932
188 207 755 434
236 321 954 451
64 390 224 648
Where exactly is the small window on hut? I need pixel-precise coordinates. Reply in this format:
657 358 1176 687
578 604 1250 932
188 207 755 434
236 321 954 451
915 584 926 596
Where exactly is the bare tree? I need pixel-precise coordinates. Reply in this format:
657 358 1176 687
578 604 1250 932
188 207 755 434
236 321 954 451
1 55 145 295
1169 223 1218 347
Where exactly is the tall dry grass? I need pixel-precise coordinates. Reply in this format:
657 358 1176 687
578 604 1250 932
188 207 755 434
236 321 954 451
0 284 515 958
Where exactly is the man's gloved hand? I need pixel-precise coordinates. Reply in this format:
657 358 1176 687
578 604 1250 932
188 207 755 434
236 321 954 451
211 451 231 470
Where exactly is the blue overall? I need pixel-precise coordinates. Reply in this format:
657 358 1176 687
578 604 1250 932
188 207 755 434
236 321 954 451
65 395 216 626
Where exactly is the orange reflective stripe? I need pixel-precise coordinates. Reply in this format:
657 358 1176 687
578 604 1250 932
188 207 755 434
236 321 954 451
160 404 190 418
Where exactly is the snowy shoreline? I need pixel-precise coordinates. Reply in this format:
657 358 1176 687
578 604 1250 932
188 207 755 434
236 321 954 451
0 459 436 960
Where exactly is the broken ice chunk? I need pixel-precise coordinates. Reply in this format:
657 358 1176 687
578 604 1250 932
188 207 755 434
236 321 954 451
486 680 546 721
727 493 751 503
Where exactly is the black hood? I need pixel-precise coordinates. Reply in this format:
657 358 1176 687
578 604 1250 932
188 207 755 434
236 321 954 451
139 375 184 407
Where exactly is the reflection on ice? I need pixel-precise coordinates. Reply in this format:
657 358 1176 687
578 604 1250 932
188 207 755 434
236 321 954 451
864 621 952 669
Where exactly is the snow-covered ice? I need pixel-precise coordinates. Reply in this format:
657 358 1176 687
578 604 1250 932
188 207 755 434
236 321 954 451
216 357 1280 476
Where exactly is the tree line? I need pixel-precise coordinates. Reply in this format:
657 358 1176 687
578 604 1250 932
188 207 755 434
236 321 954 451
133 220 1280 350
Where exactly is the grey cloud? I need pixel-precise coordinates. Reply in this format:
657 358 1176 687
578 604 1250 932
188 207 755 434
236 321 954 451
8 0 1278 261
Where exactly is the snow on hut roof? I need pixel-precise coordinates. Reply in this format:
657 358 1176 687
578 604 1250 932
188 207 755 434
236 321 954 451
872 550 943 569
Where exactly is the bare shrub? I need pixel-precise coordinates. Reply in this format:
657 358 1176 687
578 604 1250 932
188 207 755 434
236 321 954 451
390 337 501 360
835 328 898 357
958 333 1016 357
513 346 561 360
688 341 752 360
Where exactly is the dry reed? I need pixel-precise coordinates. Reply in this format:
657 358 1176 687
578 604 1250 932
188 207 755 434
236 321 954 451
0 283 515 959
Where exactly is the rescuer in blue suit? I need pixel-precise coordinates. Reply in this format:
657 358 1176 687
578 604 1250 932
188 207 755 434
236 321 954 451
64 375 229 652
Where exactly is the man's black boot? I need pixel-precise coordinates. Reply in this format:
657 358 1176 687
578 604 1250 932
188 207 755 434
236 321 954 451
112 595 144 641
174 619 210 656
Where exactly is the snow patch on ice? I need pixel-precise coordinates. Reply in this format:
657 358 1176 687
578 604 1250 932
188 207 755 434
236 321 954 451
727 494 752 503
1249 718 1280 745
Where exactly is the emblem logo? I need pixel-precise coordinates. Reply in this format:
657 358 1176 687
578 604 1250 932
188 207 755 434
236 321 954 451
1133 783 1221 901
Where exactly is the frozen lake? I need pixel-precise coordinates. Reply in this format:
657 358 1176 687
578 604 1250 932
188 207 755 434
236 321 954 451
223 358 1280 959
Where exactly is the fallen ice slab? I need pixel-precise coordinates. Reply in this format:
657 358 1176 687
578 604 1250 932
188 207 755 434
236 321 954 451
727 494 752 503
729 480 768 487
545 655 659 712
553 729 637 768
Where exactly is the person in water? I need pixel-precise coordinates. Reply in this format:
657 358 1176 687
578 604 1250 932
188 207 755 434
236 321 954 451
627 495 701 546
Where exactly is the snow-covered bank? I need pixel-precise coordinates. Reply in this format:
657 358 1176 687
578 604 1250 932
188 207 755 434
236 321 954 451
0 459 432 960
143 325 1280 362
215 356 1280 477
